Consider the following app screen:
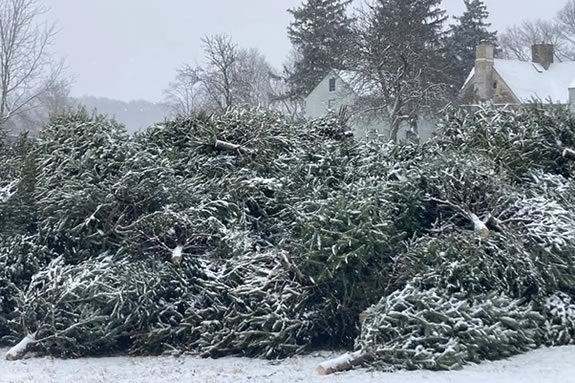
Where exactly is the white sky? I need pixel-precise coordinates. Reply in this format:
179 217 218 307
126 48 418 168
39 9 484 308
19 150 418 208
44 0 568 102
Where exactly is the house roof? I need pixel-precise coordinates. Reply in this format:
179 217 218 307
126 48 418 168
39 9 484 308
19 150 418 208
464 59 575 104
334 70 379 97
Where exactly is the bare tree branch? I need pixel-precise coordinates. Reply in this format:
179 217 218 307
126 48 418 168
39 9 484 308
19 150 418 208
0 0 67 133
499 19 575 61
163 34 276 115
351 4 451 142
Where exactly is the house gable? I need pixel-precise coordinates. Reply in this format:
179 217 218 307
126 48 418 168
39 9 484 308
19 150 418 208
305 70 437 142
461 68 520 105
304 71 358 119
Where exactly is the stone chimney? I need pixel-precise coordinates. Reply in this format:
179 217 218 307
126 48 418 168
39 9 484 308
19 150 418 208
532 44 554 70
569 87 575 113
475 41 495 102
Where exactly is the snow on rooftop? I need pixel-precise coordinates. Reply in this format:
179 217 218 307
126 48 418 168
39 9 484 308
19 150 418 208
338 58 575 104
335 70 378 97
462 67 476 90
336 70 360 86
494 59 575 104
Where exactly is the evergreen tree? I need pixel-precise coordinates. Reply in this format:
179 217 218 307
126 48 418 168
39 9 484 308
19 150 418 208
355 0 450 141
287 0 355 98
446 0 497 87
363 0 447 58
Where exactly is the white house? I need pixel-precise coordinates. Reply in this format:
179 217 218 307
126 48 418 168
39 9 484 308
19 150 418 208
461 42 575 108
304 70 435 141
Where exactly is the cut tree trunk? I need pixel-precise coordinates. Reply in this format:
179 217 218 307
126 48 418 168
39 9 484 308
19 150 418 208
389 120 401 143
5 334 35 361
318 351 373 375
171 245 183 265
563 148 575 161
214 140 254 154
214 139 240 152
468 212 490 238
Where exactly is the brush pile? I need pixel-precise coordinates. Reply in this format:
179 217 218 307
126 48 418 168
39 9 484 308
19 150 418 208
1 105 575 374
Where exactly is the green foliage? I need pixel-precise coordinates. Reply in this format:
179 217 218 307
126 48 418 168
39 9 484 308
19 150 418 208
3 132 38 236
19 249 316 359
291 173 426 343
3 104 575 371
396 233 542 298
0 132 35 235
365 0 447 56
417 151 512 227
21 255 180 357
445 0 498 87
540 292 575 346
287 0 355 97
354 105 575 370
504 196 575 295
357 285 543 370
0 236 56 345
436 106 575 179
34 109 130 263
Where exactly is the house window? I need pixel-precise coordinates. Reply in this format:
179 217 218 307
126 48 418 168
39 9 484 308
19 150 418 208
328 99 336 110
329 78 336 92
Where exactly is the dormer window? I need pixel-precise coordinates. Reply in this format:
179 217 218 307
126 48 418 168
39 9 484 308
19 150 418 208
329 78 336 92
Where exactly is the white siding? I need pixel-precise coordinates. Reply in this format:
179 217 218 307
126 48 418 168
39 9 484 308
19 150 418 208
353 116 436 142
305 73 389 140
305 74 357 119
305 72 436 141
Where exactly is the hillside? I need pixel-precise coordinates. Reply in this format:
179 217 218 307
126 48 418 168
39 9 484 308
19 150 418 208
75 96 169 133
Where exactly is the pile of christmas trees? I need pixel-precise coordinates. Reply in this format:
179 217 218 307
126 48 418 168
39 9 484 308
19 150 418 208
1 105 575 373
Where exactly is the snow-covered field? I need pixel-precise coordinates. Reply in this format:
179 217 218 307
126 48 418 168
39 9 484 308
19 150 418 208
1 347 574 383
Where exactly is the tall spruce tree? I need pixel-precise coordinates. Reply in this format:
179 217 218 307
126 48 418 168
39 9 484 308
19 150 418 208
287 0 355 98
446 0 497 87
355 0 450 141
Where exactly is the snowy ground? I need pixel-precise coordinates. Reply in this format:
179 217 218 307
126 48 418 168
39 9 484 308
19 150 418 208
1 347 574 383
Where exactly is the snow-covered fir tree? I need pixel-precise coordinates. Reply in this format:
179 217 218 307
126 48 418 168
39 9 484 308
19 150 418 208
355 0 450 141
287 0 355 98
445 0 498 87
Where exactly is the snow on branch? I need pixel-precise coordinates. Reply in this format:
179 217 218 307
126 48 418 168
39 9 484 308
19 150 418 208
0 180 18 203
5 334 35 361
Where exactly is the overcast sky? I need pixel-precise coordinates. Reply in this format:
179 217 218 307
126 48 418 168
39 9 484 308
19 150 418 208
45 0 568 102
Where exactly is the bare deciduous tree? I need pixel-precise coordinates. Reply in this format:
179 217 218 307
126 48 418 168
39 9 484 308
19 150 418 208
201 34 238 111
234 48 273 108
163 66 206 116
39 75 72 116
268 49 305 121
164 34 276 115
559 1 575 32
558 0 575 48
499 19 575 61
0 0 64 130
